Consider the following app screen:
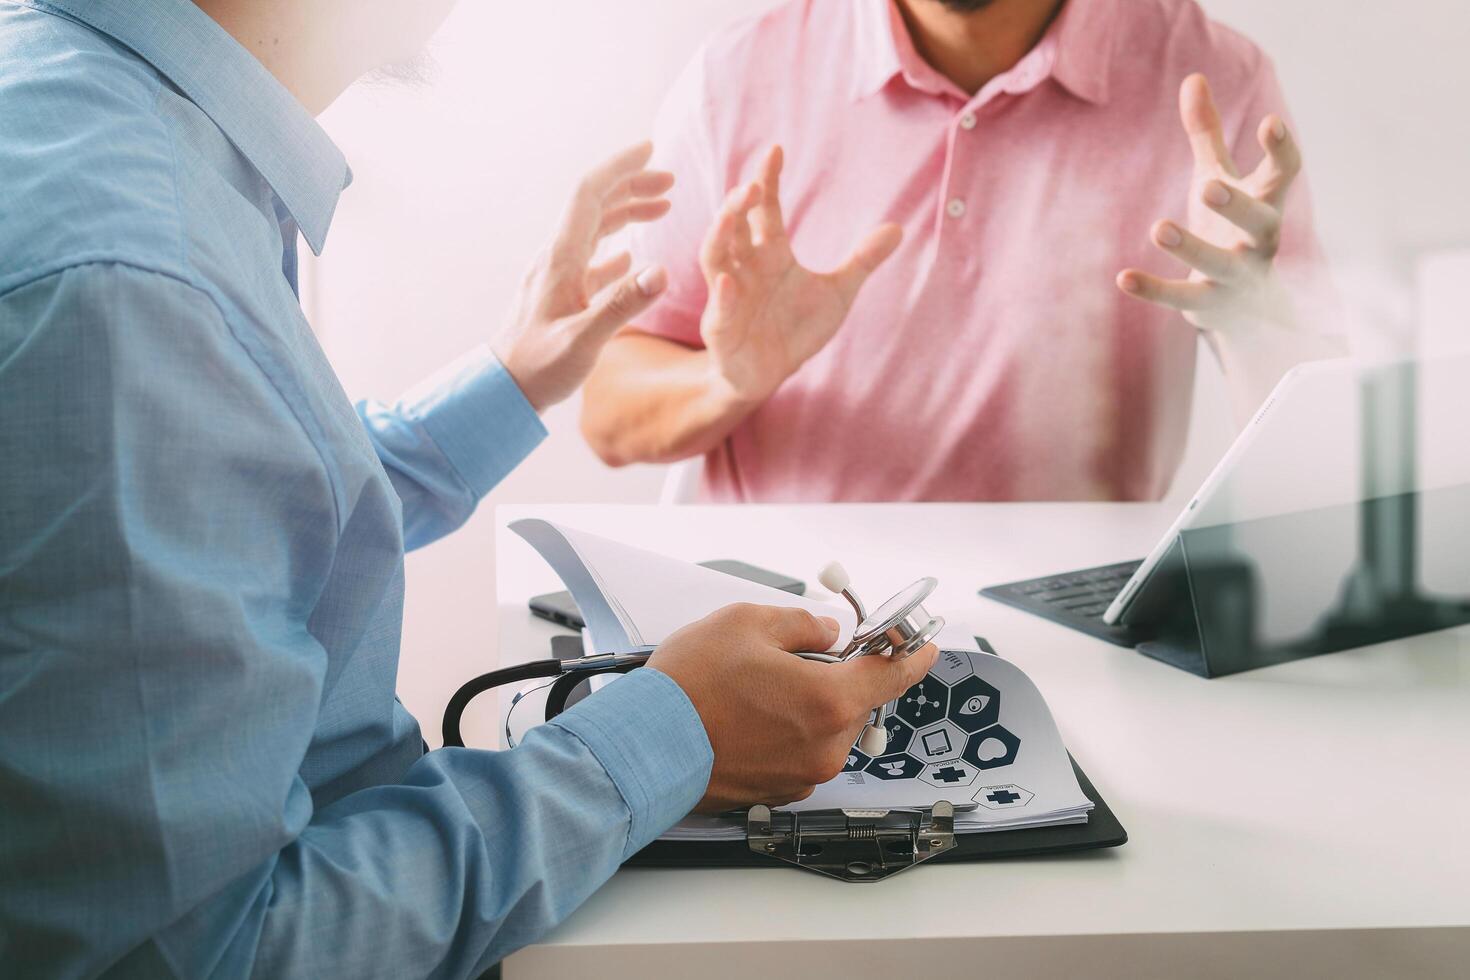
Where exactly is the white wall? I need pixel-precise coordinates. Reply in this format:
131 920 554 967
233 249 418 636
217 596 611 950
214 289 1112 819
305 0 1470 734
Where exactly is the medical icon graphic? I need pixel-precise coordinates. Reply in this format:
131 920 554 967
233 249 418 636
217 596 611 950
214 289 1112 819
882 716 914 755
922 729 953 757
895 676 948 727
864 752 924 781
845 650 1022 784
961 725 1020 770
946 676 1001 732
919 759 980 789
974 783 1034 809
911 720 966 764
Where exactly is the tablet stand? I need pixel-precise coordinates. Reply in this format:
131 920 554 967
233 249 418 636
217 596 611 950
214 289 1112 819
1125 485 1470 677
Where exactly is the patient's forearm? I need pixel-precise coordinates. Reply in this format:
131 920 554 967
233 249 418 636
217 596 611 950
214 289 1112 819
581 331 761 466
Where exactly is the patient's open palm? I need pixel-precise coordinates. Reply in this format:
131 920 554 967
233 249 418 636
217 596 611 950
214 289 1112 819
1118 74 1302 335
699 147 901 403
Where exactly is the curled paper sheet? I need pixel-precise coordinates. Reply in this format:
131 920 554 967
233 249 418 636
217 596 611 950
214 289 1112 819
509 518 856 654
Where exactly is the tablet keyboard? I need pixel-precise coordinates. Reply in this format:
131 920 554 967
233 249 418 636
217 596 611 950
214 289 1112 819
1007 561 1141 617
979 560 1147 647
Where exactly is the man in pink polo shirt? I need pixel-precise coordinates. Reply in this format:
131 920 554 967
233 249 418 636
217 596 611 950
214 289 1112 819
581 0 1336 502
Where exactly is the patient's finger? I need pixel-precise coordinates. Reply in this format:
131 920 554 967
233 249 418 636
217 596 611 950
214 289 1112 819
1199 180 1281 253
704 272 740 329
1151 220 1243 282
1179 74 1238 178
699 183 762 277
830 223 903 305
751 145 787 245
1246 115 1301 210
728 192 756 265
1116 269 1219 312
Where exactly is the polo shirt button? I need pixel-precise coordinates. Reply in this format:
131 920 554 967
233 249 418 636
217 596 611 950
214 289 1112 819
946 198 966 219
959 112 977 130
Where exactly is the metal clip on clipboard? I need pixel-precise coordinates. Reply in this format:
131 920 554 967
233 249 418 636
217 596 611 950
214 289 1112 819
745 801 956 882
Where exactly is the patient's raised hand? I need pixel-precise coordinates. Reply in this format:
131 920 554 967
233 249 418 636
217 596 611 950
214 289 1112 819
1116 73 1302 337
698 146 902 406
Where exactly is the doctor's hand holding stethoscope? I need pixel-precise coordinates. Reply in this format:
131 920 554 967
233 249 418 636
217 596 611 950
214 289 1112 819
647 604 938 813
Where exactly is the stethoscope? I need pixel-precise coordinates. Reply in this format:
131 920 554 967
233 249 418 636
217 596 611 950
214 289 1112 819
441 563 945 753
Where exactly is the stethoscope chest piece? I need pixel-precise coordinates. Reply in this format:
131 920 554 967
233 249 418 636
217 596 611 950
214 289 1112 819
846 576 944 661
820 562 944 662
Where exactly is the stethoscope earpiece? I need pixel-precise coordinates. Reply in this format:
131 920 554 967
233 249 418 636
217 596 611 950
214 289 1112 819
817 561 852 596
857 721 889 756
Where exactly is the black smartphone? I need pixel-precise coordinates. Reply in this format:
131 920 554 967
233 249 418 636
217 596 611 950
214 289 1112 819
529 559 806 631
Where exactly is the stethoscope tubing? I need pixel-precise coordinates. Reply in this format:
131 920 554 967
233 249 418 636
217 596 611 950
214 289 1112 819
442 648 851 748
443 658 565 747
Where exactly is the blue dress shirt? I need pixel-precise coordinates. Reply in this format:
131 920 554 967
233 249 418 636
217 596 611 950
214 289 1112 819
0 2 713 977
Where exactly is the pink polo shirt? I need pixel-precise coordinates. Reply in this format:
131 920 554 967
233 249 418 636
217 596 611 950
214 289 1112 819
628 0 1321 502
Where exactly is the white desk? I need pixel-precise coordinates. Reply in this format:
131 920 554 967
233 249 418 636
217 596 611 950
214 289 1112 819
486 503 1470 980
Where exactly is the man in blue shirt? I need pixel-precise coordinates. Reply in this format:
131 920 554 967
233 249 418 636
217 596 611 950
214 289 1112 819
0 1 936 976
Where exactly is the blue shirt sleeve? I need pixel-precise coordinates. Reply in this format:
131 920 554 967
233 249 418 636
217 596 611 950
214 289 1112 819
358 346 547 551
0 263 712 979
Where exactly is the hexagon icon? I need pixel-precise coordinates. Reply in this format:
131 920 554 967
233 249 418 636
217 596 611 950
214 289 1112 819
961 725 1020 770
910 720 966 764
842 747 871 773
947 676 1001 733
930 649 975 686
877 715 914 755
974 783 1034 809
919 761 981 790
864 752 924 781
894 675 948 728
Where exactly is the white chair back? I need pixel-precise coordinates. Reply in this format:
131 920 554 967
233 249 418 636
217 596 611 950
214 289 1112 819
658 458 702 505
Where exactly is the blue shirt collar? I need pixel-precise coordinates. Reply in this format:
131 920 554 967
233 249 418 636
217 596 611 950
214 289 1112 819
27 0 349 254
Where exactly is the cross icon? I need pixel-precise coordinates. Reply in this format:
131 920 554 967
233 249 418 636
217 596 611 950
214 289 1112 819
986 789 1022 805
931 766 968 784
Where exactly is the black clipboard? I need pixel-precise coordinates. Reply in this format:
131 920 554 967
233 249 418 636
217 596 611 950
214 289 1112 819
627 755 1125 869
543 636 1128 871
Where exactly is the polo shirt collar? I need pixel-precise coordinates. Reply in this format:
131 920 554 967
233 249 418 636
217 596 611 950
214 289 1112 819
30 0 349 254
1050 0 1116 105
851 0 907 100
851 0 1115 107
